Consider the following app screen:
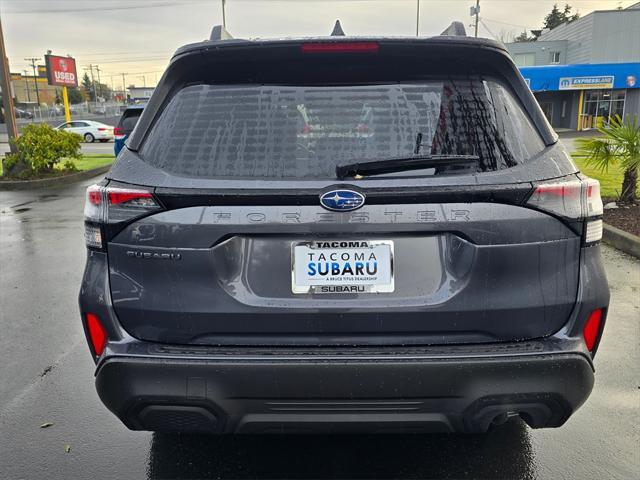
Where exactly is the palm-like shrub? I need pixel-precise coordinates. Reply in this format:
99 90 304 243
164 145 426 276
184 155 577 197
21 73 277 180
575 115 639 204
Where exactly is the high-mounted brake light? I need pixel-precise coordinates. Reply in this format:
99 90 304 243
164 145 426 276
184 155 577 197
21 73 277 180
527 176 603 243
583 308 604 352
301 42 379 53
86 313 107 357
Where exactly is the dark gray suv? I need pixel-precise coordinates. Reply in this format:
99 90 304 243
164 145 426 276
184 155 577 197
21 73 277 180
79 32 609 434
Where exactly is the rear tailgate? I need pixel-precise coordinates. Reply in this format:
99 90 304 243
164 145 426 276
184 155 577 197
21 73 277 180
107 191 580 345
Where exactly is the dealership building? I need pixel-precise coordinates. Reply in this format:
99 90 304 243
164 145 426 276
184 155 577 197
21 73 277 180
506 2 640 131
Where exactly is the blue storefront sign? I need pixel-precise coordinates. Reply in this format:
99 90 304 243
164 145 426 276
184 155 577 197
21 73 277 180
558 76 614 90
519 63 640 92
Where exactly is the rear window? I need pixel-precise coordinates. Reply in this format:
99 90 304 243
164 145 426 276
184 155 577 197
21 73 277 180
140 78 545 179
119 109 143 131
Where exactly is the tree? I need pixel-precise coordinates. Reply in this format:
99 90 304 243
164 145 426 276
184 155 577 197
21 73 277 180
66 87 84 104
81 72 95 101
544 3 580 30
94 82 112 101
514 30 535 42
576 115 640 204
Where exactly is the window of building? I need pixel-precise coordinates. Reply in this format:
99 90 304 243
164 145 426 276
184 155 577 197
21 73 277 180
513 53 536 67
580 89 626 130
550 52 561 64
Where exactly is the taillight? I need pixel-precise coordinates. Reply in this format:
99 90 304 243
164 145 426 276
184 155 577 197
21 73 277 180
583 308 604 352
526 176 603 243
113 127 124 138
84 184 161 249
97 128 107 131
301 42 379 53
86 313 107 357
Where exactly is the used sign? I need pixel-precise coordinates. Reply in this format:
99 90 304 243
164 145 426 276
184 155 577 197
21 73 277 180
45 55 78 87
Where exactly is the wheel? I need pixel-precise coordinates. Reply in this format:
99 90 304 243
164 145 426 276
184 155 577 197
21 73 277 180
84 133 95 143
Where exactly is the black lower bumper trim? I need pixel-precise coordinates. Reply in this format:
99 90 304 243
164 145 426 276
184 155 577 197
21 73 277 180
95 352 594 434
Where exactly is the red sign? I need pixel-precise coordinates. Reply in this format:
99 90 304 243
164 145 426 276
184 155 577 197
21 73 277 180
45 55 78 87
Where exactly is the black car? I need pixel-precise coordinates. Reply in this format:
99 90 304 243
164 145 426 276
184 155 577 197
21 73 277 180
15 108 34 119
79 28 609 434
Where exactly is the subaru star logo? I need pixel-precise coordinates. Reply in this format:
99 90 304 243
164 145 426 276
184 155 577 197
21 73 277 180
320 189 365 212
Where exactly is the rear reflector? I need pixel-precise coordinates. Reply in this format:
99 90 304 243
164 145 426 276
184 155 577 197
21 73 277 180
583 309 603 352
301 42 379 53
86 313 107 356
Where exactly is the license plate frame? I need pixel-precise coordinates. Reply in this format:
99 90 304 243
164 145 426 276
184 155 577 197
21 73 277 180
291 240 394 294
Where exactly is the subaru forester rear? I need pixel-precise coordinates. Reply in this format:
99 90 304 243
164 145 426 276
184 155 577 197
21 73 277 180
79 32 609 434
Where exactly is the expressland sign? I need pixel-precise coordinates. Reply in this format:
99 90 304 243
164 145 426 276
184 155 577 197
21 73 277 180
45 55 78 88
559 76 614 90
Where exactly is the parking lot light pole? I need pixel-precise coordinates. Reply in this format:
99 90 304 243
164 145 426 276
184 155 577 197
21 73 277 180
0 17 19 155
62 86 71 122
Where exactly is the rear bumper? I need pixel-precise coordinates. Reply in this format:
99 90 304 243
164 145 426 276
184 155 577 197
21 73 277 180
95 347 594 434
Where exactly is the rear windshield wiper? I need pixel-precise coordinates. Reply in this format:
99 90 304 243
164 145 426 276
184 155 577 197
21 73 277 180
335 155 480 180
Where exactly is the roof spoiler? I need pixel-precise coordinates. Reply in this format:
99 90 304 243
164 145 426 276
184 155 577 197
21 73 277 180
440 21 467 36
210 24 234 41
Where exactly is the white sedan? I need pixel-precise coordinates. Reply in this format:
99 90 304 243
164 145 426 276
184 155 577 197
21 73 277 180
55 120 114 143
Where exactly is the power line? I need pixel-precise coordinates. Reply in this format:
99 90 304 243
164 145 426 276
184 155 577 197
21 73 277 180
479 18 499 40
2 0 212 15
481 17 536 30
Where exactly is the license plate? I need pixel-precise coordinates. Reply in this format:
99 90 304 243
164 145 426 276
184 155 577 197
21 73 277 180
292 240 394 294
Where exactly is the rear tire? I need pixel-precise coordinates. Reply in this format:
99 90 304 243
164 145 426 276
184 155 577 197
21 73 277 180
84 133 95 143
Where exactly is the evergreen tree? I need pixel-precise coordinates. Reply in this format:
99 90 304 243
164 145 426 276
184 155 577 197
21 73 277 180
544 3 580 30
66 87 84 104
81 72 95 101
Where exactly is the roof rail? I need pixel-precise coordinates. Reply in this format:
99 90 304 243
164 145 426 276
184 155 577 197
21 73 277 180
331 20 345 36
210 25 234 41
440 21 467 36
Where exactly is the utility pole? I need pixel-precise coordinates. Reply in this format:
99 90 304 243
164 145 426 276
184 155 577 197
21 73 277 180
472 0 480 38
95 65 102 100
86 64 97 102
120 72 127 104
24 57 41 105
139 75 146 88
0 17 19 155
222 0 227 28
416 0 420 36
23 70 31 102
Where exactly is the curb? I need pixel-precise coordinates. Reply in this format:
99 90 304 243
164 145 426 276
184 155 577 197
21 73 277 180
0 165 111 191
603 223 640 259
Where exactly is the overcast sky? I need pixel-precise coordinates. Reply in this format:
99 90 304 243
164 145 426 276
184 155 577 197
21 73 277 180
1 0 636 90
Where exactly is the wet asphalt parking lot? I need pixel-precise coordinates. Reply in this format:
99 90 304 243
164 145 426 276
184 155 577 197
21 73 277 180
0 178 638 480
